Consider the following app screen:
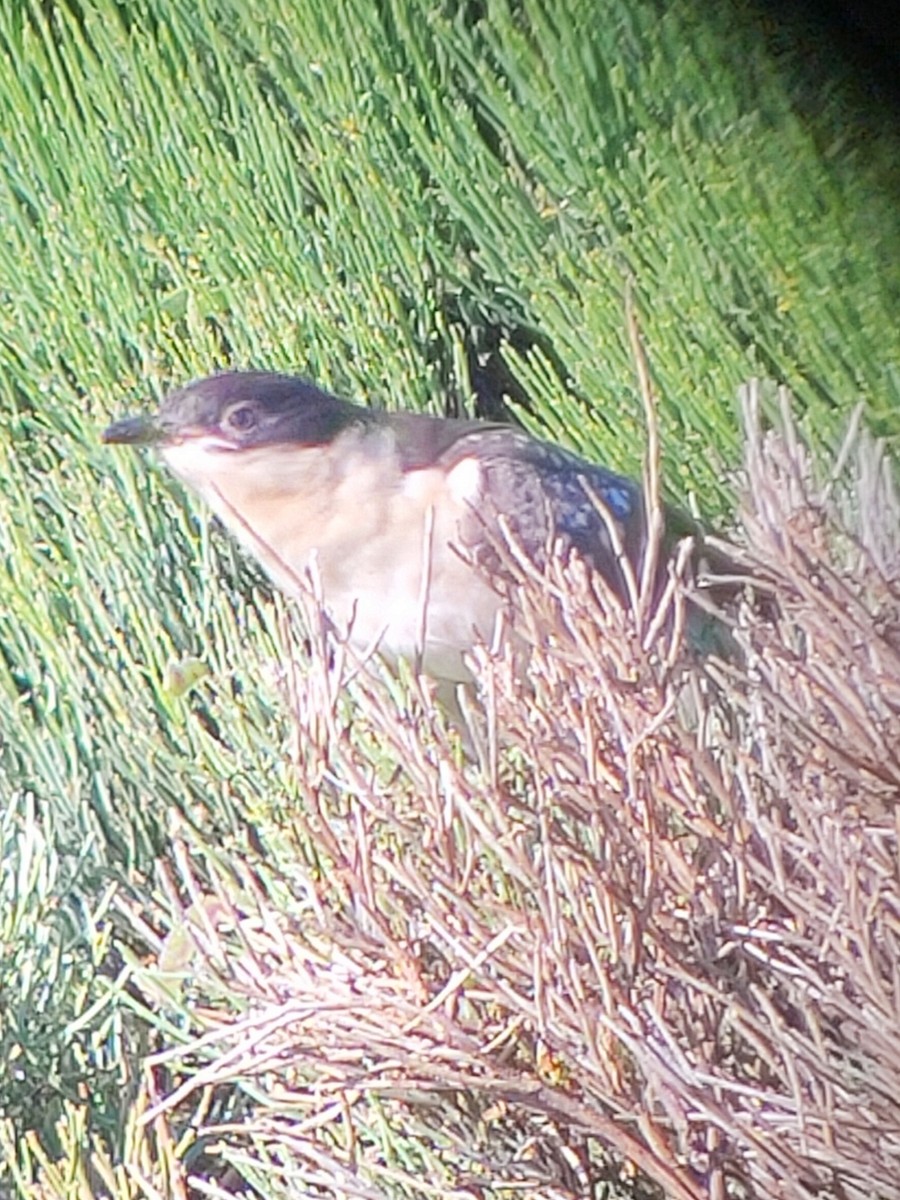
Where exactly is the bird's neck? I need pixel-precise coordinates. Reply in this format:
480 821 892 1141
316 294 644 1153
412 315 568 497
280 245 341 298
161 425 403 578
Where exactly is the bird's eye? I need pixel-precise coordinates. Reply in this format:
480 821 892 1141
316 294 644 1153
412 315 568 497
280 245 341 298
224 404 258 433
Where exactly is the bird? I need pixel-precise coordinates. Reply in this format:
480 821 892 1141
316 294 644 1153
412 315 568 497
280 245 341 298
102 370 690 688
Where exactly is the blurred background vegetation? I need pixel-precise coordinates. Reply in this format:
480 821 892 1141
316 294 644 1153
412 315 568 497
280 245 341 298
0 0 897 1194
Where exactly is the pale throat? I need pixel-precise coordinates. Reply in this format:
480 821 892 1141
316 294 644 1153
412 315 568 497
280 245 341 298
162 436 336 509
159 428 409 571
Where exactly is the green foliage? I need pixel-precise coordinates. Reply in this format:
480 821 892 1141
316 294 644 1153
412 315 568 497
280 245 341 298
0 792 123 1146
0 0 897 1193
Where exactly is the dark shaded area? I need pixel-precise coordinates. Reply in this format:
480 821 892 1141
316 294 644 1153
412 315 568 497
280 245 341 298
755 0 900 110
822 0 900 102
434 300 556 423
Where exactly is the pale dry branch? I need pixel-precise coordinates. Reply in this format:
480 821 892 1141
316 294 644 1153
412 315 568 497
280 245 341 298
113 383 900 1200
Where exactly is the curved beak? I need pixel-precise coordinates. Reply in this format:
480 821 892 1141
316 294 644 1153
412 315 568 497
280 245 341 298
102 414 161 446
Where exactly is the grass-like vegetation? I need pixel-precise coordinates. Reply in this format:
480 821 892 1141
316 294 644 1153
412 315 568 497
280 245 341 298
0 1 898 1196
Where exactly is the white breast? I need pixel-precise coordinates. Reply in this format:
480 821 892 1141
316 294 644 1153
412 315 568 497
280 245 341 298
162 432 501 682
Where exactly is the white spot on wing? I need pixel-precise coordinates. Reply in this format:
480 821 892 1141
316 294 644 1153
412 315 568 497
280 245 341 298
445 456 482 506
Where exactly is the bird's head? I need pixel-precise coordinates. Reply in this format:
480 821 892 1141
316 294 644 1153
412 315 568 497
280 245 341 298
102 370 383 504
102 371 368 456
